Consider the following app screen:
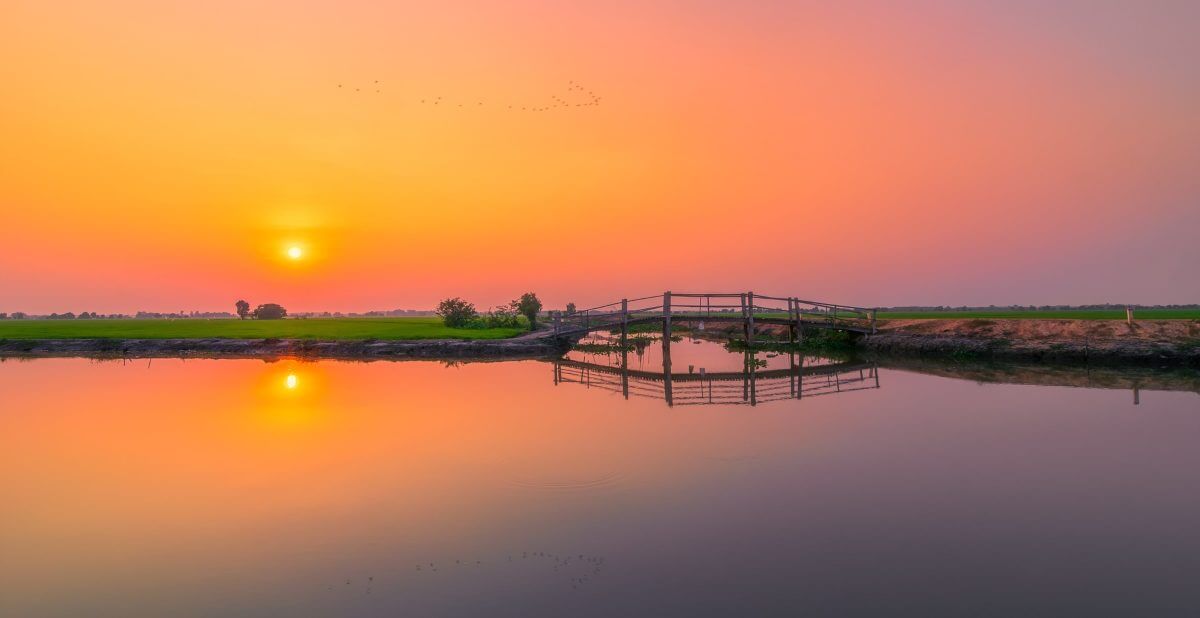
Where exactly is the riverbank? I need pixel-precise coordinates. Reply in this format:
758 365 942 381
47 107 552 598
862 319 1200 366
875 356 1200 394
3 318 1198 367
0 317 526 341
673 318 1200 367
0 336 569 361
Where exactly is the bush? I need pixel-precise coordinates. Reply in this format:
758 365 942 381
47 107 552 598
252 303 288 320
466 306 527 329
436 297 478 327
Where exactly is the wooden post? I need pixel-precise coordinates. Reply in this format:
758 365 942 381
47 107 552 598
1126 306 1134 325
871 308 878 334
739 293 747 341
662 291 673 406
794 298 805 344
788 298 797 345
620 298 630 398
554 312 561 336
746 291 755 347
621 298 628 340
662 291 672 342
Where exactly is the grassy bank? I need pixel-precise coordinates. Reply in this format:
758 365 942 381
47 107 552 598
0 318 526 341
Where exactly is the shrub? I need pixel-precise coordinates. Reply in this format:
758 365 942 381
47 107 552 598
436 297 478 327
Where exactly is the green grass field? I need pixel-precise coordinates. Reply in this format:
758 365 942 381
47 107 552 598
0 318 527 340
873 309 1200 320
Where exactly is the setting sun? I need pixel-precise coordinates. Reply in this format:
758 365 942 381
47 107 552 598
285 374 298 389
286 247 302 260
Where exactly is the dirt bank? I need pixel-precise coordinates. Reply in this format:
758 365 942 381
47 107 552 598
675 318 1200 367
863 319 1200 366
875 356 1200 394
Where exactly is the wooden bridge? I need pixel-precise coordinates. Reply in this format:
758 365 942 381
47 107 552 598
550 292 877 343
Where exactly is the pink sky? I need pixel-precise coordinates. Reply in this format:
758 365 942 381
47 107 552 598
1 1 1197 313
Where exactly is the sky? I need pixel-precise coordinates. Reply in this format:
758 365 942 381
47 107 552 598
1 0 1197 313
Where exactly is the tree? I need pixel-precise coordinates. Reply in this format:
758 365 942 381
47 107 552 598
436 297 477 327
510 292 543 330
565 302 576 315
235 300 250 320
252 303 287 320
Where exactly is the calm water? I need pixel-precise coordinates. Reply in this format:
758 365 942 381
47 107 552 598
2 339 1199 617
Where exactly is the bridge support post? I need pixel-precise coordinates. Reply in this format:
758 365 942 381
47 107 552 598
621 298 628 340
739 293 746 338
746 291 755 347
662 291 673 406
793 297 804 344
621 298 629 399
788 298 797 346
662 291 672 343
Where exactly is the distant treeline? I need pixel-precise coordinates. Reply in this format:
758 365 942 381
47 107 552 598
292 309 437 318
881 304 1200 312
0 309 436 319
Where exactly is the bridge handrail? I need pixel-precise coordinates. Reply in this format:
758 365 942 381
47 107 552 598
791 298 875 313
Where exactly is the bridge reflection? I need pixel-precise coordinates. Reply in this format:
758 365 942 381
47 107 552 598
552 336 879 407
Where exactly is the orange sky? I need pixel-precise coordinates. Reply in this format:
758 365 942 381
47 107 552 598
2 1 1197 313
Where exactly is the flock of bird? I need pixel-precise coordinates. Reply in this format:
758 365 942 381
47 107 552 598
336 80 603 112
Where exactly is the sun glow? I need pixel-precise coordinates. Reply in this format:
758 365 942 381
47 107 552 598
287 246 303 260
285 374 298 389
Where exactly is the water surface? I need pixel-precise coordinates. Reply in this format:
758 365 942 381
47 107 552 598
2 341 1198 616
